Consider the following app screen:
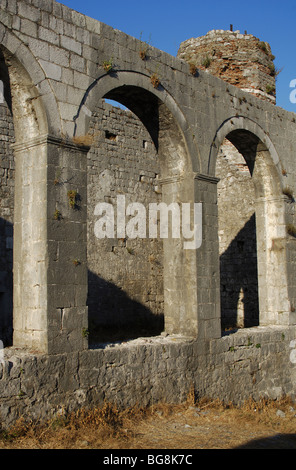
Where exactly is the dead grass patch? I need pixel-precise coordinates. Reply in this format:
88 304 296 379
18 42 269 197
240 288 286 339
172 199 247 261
0 395 295 449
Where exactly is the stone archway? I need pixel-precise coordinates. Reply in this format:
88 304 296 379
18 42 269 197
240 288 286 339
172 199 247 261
210 116 291 328
74 71 202 339
0 37 81 353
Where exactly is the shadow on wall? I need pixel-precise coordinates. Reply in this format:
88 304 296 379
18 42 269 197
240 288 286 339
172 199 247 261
0 218 13 346
87 270 164 345
220 213 259 331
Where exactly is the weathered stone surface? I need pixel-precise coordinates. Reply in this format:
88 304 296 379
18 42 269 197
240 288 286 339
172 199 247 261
0 0 295 428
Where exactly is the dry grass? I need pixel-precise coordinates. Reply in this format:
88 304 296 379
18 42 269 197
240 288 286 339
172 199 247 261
0 394 295 449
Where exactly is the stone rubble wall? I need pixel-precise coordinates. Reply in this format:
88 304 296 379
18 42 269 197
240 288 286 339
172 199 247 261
0 325 295 427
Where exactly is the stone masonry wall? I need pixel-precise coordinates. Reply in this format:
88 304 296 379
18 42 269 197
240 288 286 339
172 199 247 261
0 0 296 428
178 32 269 331
0 325 295 427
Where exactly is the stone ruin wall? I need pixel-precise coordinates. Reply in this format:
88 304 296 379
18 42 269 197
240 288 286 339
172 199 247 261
216 141 258 330
0 1 296 427
87 101 163 343
0 27 287 343
0 90 259 342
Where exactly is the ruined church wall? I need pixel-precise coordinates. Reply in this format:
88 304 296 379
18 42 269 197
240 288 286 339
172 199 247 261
0 0 296 427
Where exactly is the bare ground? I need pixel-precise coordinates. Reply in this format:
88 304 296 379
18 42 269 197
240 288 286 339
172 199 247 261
0 396 296 450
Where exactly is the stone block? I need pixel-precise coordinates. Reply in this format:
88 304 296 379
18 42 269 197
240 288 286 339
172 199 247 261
61 35 82 55
18 3 41 23
70 53 85 73
38 26 59 45
32 0 53 13
20 18 37 38
49 45 70 67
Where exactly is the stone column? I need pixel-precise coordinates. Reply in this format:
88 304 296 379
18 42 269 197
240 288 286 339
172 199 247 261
194 173 221 341
160 175 199 337
160 172 221 340
12 135 88 354
255 196 291 326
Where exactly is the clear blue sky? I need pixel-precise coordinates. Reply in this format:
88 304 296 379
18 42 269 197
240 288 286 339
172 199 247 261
59 0 296 113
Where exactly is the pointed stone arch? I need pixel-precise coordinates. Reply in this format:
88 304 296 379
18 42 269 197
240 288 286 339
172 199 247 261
0 35 70 352
74 70 202 338
73 70 201 176
210 116 293 327
0 28 61 138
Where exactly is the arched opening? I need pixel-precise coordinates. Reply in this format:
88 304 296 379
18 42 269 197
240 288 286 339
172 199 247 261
217 138 259 330
214 124 289 331
87 96 164 343
0 50 15 346
0 45 48 348
0 40 60 352
75 77 197 344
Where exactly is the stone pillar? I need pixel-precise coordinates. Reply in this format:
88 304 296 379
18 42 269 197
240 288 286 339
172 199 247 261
255 195 291 326
12 135 88 354
194 173 221 341
160 175 198 337
160 172 221 340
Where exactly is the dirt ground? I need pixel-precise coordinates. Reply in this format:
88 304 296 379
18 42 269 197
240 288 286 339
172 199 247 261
0 396 296 450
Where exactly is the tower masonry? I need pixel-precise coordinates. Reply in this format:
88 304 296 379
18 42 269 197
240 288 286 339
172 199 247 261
178 29 277 103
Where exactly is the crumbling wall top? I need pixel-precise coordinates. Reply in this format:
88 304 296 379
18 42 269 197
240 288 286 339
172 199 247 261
178 29 277 104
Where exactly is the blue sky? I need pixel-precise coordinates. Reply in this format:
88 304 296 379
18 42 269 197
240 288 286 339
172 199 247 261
59 0 296 113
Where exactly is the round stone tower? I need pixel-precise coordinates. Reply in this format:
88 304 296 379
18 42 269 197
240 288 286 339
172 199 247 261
178 29 277 104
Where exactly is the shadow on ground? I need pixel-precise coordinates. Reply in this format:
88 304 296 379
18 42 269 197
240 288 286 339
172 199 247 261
234 433 296 449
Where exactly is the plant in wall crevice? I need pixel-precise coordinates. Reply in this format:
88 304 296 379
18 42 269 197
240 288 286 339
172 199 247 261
82 327 89 338
103 58 114 73
189 63 198 76
53 209 62 220
67 190 79 210
150 71 161 89
202 55 211 68
139 32 151 60
266 84 275 95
